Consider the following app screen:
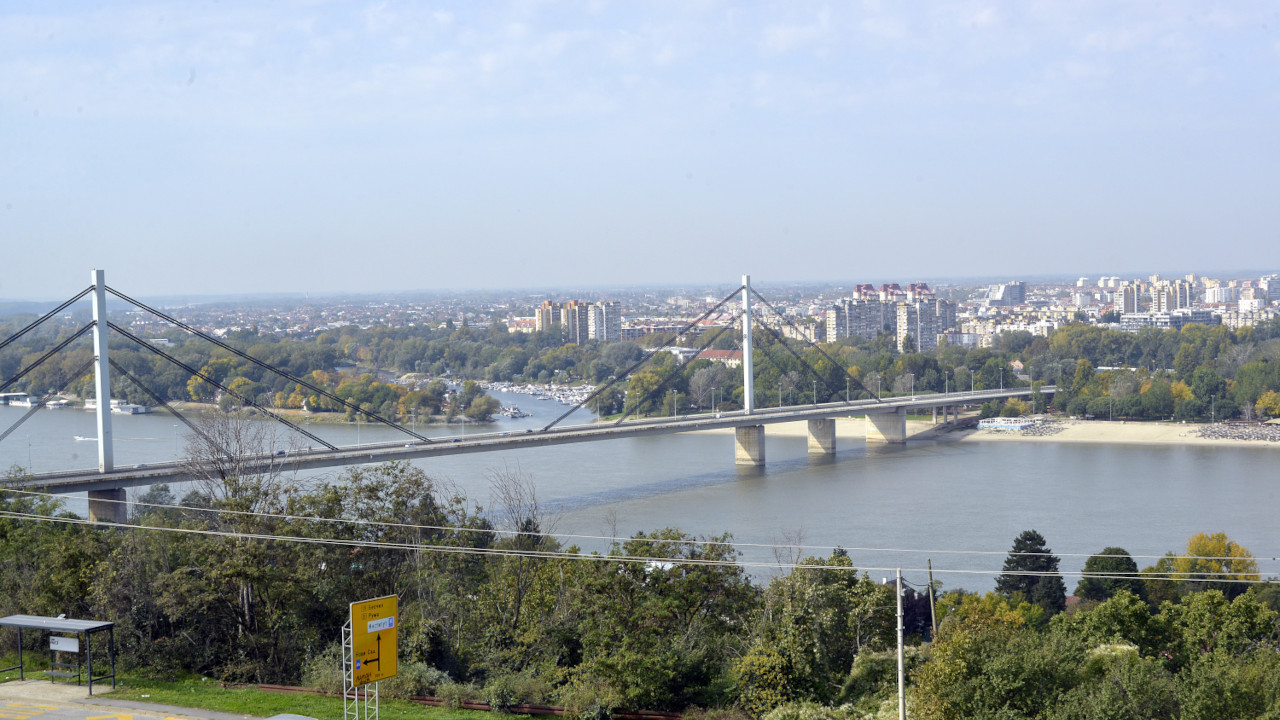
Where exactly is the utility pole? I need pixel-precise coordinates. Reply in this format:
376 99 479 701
927 559 938 640
897 568 906 720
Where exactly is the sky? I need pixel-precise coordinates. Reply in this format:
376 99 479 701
2 1 1279 300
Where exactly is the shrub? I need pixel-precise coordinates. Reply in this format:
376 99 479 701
483 672 551 711
301 642 345 695
558 678 623 720
381 662 451 699
732 647 794 718
438 680 482 709
761 702 870 720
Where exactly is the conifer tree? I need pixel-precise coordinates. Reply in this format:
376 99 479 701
995 529 1066 615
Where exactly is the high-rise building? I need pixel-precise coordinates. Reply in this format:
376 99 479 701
826 298 897 342
588 301 622 342
985 281 1026 307
560 301 591 345
896 299 956 352
534 301 560 332
1116 284 1138 314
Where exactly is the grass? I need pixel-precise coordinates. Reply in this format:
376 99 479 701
0 661 502 720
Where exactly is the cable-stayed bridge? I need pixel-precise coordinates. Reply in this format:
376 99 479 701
1 271 1053 521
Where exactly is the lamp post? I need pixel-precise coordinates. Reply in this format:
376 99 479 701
1109 396 1113 422
909 373 915 399
846 376 850 402
812 380 817 405
944 371 949 395
1212 394 1216 423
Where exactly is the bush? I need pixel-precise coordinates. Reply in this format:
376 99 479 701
558 678 623 720
381 662 451 699
483 672 552 711
438 680 482 709
761 702 870 720
732 647 794 718
301 642 345 695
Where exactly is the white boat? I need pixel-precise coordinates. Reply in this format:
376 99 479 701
111 403 153 415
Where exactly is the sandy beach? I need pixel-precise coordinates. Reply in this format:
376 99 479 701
695 416 1280 449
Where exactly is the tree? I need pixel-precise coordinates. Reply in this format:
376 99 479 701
1075 547 1144 602
995 530 1067 616
1172 532 1260 599
1256 390 1280 418
1141 381 1175 418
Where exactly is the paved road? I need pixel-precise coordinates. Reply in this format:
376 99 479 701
0 681 262 720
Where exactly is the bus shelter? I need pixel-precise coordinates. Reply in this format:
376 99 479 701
0 615 115 695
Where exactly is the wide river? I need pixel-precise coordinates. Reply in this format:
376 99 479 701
2 389 1277 593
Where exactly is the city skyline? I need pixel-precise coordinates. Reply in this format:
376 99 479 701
3 1 1278 299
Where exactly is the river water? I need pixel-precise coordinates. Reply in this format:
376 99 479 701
2 389 1277 593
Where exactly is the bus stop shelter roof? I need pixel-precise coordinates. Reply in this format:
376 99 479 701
0 615 114 633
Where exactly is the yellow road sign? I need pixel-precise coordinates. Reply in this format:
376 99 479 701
351 595 398 687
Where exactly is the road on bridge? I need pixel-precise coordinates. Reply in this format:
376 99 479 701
17 387 1053 494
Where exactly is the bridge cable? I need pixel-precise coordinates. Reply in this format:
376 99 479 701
107 322 338 451
0 286 93 355
0 324 96 395
104 287 432 443
0 358 94 446
108 359 232 461
751 288 879 402
540 285 744 432
612 318 740 426
750 316 849 405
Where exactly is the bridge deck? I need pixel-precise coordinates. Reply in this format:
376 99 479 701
16 387 1051 493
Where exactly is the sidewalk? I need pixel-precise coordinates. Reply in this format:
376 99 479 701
0 679 264 720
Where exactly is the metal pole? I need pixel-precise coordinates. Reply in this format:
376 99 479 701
91 269 114 472
897 567 906 720
742 274 754 414
927 559 938 640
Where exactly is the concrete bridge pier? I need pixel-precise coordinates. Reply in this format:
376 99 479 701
866 407 908 444
88 488 127 523
807 418 835 455
735 425 766 466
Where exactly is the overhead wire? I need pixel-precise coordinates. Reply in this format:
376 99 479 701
1 486 1275 567
0 508 1272 584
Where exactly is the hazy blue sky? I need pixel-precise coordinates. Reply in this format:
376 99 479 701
3 1 1278 299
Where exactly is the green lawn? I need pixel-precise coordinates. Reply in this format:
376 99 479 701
32 667 503 720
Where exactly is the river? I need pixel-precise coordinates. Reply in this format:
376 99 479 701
2 388 1277 593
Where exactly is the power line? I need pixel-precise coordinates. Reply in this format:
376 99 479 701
1 487 1275 569
0 508 1272 584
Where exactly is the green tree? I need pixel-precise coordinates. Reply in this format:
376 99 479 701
1076 547 1145 602
995 529 1067 616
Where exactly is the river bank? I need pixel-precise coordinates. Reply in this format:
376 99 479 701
692 416 1280 449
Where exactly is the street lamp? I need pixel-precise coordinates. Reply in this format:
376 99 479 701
1211 394 1216 423
908 373 915 399
1109 396 1113 422
944 371 949 395
812 380 817 405
846 376 851 402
